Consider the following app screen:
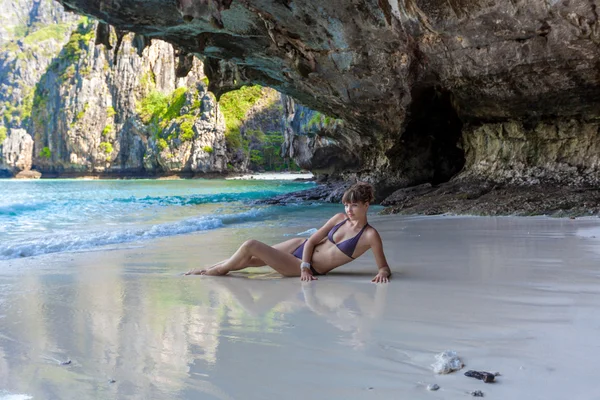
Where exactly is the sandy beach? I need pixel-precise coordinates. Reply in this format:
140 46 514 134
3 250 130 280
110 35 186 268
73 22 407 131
1 215 600 399
225 172 314 180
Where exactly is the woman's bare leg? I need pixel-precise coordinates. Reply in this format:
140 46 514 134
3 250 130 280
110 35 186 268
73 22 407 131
202 239 303 276
185 238 304 275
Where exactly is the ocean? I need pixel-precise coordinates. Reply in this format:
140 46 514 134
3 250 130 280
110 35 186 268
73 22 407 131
0 178 342 261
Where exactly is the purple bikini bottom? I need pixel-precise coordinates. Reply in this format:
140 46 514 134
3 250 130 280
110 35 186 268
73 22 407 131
292 240 323 276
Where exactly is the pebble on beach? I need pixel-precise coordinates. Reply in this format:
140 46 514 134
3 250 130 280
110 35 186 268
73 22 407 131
470 390 484 397
431 350 464 374
464 370 495 383
426 384 440 391
60 360 72 365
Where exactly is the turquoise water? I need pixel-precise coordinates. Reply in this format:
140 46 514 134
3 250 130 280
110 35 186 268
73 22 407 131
0 179 335 260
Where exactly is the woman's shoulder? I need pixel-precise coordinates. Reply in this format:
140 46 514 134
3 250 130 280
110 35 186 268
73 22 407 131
364 223 382 240
326 212 346 223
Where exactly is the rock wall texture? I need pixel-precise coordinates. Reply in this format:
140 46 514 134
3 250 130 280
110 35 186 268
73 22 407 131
55 0 600 192
0 128 34 176
459 119 600 186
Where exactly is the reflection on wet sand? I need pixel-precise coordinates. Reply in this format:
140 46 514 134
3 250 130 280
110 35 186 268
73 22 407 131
302 282 387 349
0 265 391 400
211 277 389 349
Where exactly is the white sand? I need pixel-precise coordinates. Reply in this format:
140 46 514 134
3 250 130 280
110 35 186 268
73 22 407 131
1 215 600 399
225 172 313 180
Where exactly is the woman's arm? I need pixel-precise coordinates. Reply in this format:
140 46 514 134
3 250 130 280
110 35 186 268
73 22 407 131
368 229 391 283
300 213 346 281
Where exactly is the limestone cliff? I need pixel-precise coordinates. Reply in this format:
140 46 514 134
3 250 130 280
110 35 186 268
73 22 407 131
0 0 288 178
29 18 231 177
54 0 600 193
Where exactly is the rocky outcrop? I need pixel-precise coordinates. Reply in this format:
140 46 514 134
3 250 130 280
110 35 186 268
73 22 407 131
458 119 600 186
1 0 290 178
254 180 350 205
282 96 359 175
28 18 234 177
0 1 79 134
56 0 600 197
0 128 34 176
380 180 600 217
141 84 229 174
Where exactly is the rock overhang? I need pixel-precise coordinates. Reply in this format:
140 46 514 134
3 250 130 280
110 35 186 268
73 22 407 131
53 0 600 187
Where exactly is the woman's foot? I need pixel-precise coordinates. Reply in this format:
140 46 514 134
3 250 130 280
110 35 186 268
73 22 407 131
201 266 228 276
184 269 203 275
185 266 228 276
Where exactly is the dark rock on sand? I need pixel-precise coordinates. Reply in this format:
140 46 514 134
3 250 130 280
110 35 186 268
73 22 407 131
253 182 350 205
464 370 496 383
381 180 600 217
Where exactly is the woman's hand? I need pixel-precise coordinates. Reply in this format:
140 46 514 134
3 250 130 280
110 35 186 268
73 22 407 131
300 269 318 281
371 268 391 283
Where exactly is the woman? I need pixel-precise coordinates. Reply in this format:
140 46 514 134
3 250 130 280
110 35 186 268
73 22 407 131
185 182 391 283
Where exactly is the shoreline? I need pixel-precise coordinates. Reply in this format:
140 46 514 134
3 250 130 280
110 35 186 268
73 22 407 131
257 180 600 218
1 170 313 180
225 171 314 180
3 173 599 218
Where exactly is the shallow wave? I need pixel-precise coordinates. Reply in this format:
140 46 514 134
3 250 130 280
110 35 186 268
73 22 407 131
0 202 49 216
114 191 285 206
284 228 318 236
0 190 286 218
0 208 267 260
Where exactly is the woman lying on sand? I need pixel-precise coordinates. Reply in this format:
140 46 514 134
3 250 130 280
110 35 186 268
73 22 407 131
185 182 391 282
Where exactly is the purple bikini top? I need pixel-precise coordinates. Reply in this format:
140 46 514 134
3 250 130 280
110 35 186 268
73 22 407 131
327 218 369 259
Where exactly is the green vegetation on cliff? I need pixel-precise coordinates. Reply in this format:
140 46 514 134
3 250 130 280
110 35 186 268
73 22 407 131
138 87 188 127
162 87 187 122
246 130 295 171
40 146 51 159
99 142 113 154
1 87 34 128
48 17 95 82
138 91 168 125
137 87 202 146
0 126 7 144
306 111 341 130
63 17 94 61
102 124 114 136
23 23 72 45
179 116 195 141
218 85 263 150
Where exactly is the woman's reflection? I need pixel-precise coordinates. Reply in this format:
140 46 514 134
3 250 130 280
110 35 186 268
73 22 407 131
211 278 389 349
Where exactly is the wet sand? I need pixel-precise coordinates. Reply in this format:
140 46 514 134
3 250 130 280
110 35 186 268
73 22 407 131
1 216 600 399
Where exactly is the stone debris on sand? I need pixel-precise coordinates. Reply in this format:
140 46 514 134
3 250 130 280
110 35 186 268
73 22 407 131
431 350 464 374
426 383 440 391
464 370 496 383
470 390 485 397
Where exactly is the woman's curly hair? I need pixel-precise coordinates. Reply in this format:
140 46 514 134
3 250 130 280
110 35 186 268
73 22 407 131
342 182 375 204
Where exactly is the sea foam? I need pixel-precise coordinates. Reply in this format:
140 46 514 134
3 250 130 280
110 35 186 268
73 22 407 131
0 208 266 260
